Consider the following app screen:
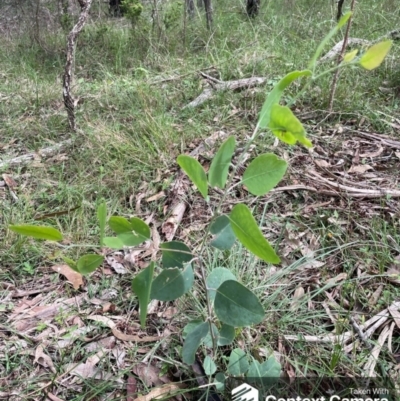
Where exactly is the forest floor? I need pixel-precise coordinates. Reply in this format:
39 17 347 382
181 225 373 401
1 1 400 400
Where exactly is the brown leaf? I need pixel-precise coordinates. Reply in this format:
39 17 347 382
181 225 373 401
132 363 163 387
133 383 184 401
51 264 83 290
127 376 138 401
388 305 400 330
314 159 330 168
2 173 17 188
34 344 56 373
347 164 373 174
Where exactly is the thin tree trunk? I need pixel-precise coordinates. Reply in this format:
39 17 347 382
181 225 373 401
203 0 212 30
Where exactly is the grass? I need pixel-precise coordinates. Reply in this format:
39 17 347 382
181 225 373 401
1 0 400 399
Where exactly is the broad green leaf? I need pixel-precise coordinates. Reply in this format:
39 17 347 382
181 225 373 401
242 154 288 196
228 348 249 376
161 241 193 269
209 215 236 250
258 70 312 128
206 267 237 302
218 324 235 346
183 320 204 339
359 40 392 71
203 356 217 375
214 280 265 327
308 11 352 69
9 225 63 241
103 236 125 249
247 356 281 388
108 216 132 234
76 254 104 275
229 204 280 264
132 262 154 328
177 155 208 200
97 201 107 247
208 136 236 189
342 49 358 63
150 264 194 301
182 322 209 365
62 256 79 273
214 372 225 391
269 104 312 148
129 217 151 243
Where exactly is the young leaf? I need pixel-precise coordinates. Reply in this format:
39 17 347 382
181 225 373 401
208 136 236 189
76 254 104 275
182 322 209 365
97 201 107 247
150 264 194 301
203 356 217 375
228 348 249 376
214 280 265 327
9 225 63 241
218 324 235 346
209 215 236 250
242 154 288 196
62 256 79 273
108 216 132 234
246 356 281 387
206 267 237 302
202 323 219 348
132 262 155 328
229 204 280 264
103 236 125 249
177 155 208 200
269 104 312 148
183 320 204 339
161 241 193 269
258 70 312 129
359 40 392 71
342 49 358 63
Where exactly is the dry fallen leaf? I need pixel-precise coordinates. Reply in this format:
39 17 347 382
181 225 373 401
34 344 56 373
51 264 83 290
347 164 373 174
133 383 184 401
132 363 164 387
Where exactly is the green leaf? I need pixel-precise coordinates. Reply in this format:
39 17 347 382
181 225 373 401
129 217 151 243
309 11 352 70
103 236 125 249
218 324 235 346
9 225 63 241
214 280 265 327
228 348 249 376
108 216 132 234
62 256 79 273
208 136 236 189
258 70 312 129
203 356 217 375
269 104 312 148
359 40 392 70
76 254 104 275
242 154 288 196
97 201 107 247
229 204 280 264
150 264 194 301
209 215 236 250
183 320 204 339
206 267 237 302
214 372 225 391
182 322 209 365
246 356 281 388
342 49 358 63
132 262 154 328
177 155 208 200
161 241 193 269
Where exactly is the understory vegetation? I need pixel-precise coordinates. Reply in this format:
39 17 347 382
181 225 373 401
0 0 400 400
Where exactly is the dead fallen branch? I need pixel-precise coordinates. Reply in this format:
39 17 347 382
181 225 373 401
183 76 267 109
0 139 73 170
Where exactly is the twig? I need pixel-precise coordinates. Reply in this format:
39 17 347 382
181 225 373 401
63 0 92 132
328 0 357 112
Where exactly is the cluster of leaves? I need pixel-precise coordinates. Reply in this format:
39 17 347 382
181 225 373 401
121 0 143 25
8 11 392 391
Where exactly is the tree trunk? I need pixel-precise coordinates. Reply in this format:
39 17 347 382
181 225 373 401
246 0 260 18
203 0 212 29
